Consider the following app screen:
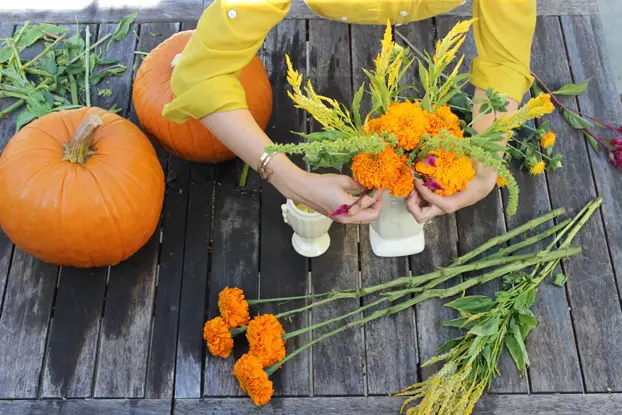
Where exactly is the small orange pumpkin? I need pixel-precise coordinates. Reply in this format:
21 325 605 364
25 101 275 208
0 107 165 267
132 31 273 163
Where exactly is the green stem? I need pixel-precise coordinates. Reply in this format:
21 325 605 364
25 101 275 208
84 26 91 107
0 91 28 100
0 98 25 117
13 21 30 44
24 68 55 78
239 163 249 187
449 207 565 268
69 33 112 65
247 292 333 305
23 33 67 69
265 245 582 376
69 73 78 106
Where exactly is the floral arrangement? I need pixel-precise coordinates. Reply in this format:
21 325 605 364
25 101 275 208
267 20 556 216
201 198 601 410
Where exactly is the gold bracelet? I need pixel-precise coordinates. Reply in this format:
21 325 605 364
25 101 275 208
257 152 277 180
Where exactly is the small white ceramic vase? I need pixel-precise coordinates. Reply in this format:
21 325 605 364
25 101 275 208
369 192 425 257
282 199 334 257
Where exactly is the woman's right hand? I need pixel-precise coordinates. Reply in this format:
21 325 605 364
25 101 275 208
269 155 384 224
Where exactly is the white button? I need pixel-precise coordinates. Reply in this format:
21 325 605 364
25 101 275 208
400 10 408 17
228 9 237 18
341 16 348 21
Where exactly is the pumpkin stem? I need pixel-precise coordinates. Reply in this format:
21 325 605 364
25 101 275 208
62 114 103 164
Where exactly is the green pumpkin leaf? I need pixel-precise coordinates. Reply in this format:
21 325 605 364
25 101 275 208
553 78 591 96
97 57 120 66
445 295 494 313
112 12 138 41
553 273 568 287
16 27 43 49
39 23 67 36
563 108 592 130
352 83 365 129
0 46 12 64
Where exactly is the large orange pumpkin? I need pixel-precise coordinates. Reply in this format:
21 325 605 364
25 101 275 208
132 31 273 163
0 107 165 267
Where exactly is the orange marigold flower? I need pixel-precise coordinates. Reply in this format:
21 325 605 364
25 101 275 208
218 287 250 329
496 176 508 188
352 146 414 198
233 354 274 406
428 105 463 137
365 101 429 150
203 317 234 358
540 131 556 149
247 314 286 367
414 148 475 196
529 160 546 175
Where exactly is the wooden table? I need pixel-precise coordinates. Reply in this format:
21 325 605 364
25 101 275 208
1 2 622 414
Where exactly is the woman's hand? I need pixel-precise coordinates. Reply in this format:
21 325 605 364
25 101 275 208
270 157 384 224
405 162 497 223
405 88 518 223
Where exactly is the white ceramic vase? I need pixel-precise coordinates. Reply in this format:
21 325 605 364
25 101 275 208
369 192 425 257
282 199 334 257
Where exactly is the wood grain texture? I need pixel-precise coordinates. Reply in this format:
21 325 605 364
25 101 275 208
0 24 17 320
308 20 364 396
39 24 109 399
515 17 585 393
0 251 58 398
174 394 622 415
351 24 418 395
435 16 527 394
203 160 260 397
534 17 622 392
560 15 622 304
91 22 159 399
0 399 170 414
257 19 310 397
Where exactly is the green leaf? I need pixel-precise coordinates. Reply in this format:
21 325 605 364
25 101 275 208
16 27 43 49
418 60 428 90
442 316 481 329
445 296 494 313
553 273 568 287
15 109 38 131
39 24 67 36
517 308 538 328
0 46 11 64
299 130 346 142
514 289 536 309
563 108 593 130
436 336 465 354
582 131 600 153
512 319 530 368
469 316 501 337
553 79 591 96
505 332 525 372
112 12 138 41
39 53 57 75
352 83 365 129
97 57 120 66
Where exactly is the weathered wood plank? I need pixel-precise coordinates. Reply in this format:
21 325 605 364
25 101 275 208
92 22 158 398
203 160 260 397
0 399 171 414
174 162 213 399
0 251 58 398
545 15 622 393
0 0 203 24
513 17 585 393
0 25 17 320
174 394 622 415
435 16 527 394
308 20 364 396
257 20 310 397
561 15 622 303
139 22 189 401
0 0 597 24
351 24 418 395
39 24 109 399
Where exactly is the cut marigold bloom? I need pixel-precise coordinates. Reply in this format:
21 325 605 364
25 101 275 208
218 287 250 329
540 131 556 149
233 354 274 407
365 101 429 150
247 314 287 368
529 160 546 175
414 148 475 196
203 317 234 358
352 146 414 197
496 176 508 188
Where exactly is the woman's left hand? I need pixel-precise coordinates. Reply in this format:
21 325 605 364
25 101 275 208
405 161 497 223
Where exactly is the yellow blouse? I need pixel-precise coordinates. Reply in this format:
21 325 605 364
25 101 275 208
162 0 536 123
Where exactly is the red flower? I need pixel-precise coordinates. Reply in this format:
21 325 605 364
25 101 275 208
423 155 437 167
611 149 622 168
611 138 622 149
424 178 444 191
329 204 350 218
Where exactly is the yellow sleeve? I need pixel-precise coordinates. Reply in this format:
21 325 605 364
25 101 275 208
470 0 536 103
162 0 290 123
